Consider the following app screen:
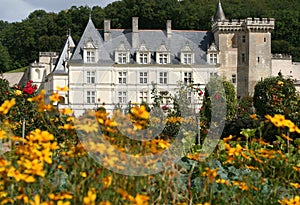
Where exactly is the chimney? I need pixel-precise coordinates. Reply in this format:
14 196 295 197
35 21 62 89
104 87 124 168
167 20 172 38
132 17 139 48
104 19 111 41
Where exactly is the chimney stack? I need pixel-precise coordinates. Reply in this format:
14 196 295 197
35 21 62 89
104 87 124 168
104 19 111 41
167 20 172 38
132 17 139 48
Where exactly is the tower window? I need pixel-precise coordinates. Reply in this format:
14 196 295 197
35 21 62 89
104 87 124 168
232 74 237 84
257 57 260 63
242 53 246 63
264 37 267 42
242 35 246 43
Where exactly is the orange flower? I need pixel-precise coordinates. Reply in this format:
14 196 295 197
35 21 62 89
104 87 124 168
0 98 16 114
102 175 112 188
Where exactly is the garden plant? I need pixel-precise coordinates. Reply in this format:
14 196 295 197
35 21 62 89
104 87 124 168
0 77 299 205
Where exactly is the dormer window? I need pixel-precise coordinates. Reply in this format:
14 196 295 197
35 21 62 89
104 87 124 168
159 53 168 64
207 42 219 65
137 41 151 64
156 41 170 64
118 52 127 64
209 53 218 64
83 40 98 63
115 41 130 64
87 51 95 62
181 42 194 65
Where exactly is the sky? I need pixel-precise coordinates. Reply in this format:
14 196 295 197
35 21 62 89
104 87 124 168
0 0 116 23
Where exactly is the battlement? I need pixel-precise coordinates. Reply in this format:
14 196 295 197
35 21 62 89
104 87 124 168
272 53 292 60
245 17 275 25
39 52 57 57
212 17 275 32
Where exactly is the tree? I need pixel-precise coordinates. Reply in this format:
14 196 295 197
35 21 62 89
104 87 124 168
201 78 237 122
253 74 299 122
0 43 12 72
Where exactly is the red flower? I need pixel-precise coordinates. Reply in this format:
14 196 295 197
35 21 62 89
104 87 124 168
161 105 169 110
22 80 37 95
214 93 219 100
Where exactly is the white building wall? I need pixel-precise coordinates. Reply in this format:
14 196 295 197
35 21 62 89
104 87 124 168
67 64 214 116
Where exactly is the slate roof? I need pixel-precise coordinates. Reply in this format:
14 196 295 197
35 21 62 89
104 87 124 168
71 18 214 65
52 35 75 74
213 0 227 22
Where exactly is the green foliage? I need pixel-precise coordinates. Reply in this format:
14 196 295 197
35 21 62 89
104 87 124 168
253 75 299 119
0 0 299 71
201 78 237 122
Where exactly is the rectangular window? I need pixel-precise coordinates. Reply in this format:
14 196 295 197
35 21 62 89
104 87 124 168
118 91 127 104
139 91 148 102
118 71 127 84
184 72 193 84
232 74 237 84
86 71 95 84
87 51 95 63
86 91 96 104
209 53 218 64
139 72 148 84
140 53 148 64
159 53 168 64
183 53 192 64
242 53 246 63
159 72 168 84
118 53 127 64
242 35 246 43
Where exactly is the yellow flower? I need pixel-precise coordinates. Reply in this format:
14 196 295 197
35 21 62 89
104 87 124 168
0 98 16 114
223 135 233 142
59 108 73 115
216 178 231 186
58 124 75 130
250 114 257 120
134 194 149 205
57 201 70 205
80 172 87 178
76 119 99 133
49 91 61 102
202 167 218 183
99 202 111 205
14 90 22 96
102 175 112 189
290 183 300 189
83 188 97 205
56 86 69 92
29 194 49 205
277 80 284 86
131 105 150 119
16 194 29 203
158 140 170 149
293 166 300 172
279 196 300 205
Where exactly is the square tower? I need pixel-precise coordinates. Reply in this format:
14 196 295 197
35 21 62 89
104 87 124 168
211 1 274 97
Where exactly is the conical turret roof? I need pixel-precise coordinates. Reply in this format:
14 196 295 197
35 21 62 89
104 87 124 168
213 1 226 22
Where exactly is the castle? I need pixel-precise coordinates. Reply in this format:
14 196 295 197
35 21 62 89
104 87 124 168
27 1 300 116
